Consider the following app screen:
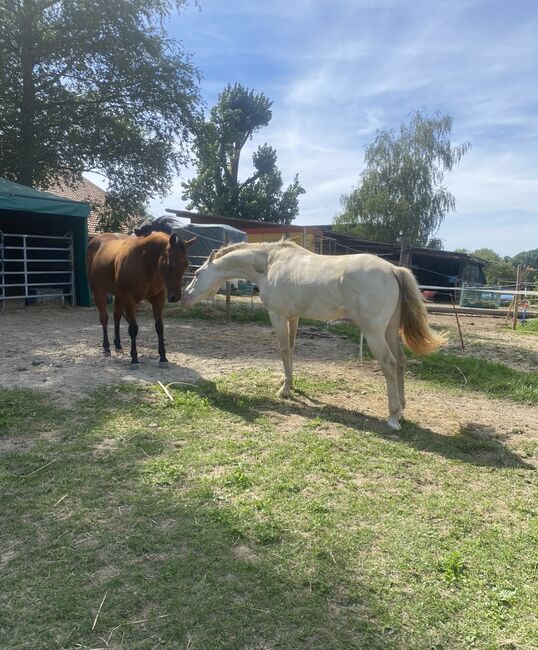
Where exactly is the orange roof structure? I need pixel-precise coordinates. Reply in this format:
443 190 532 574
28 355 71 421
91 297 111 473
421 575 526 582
46 177 107 235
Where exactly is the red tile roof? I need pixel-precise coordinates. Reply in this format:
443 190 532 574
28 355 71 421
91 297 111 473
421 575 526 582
46 177 107 235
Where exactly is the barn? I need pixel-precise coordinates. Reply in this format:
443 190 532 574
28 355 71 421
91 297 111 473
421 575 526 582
0 177 91 307
320 228 487 300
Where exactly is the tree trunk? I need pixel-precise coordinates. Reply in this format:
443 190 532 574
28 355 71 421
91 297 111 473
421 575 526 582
18 0 36 186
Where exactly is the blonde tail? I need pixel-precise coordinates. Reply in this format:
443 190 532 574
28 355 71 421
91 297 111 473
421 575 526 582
395 267 447 355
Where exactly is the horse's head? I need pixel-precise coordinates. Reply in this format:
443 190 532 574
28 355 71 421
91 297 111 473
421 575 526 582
182 249 221 307
159 234 196 303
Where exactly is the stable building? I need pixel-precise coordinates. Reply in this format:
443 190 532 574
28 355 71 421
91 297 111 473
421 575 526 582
0 177 91 307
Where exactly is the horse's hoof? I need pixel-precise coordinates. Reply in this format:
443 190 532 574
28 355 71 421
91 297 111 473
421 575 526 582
159 361 170 369
130 362 140 370
387 416 401 431
103 350 111 358
277 387 291 398
115 346 123 352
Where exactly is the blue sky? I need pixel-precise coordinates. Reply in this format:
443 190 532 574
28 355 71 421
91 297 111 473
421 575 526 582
148 0 538 256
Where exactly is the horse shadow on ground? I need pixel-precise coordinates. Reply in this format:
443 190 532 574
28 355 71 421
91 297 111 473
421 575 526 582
182 380 535 471
0 393 398 649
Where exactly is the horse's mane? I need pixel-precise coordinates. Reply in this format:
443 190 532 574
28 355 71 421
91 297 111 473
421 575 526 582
134 223 173 237
133 223 188 252
214 240 301 259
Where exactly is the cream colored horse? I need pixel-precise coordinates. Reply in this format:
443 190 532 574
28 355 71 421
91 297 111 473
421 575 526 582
182 241 445 430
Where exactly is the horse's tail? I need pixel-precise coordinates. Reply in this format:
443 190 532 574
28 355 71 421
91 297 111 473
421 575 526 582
86 236 102 282
394 267 447 355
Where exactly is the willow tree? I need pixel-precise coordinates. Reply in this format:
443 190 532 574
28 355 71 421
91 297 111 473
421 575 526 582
0 0 201 228
182 83 305 223
334 111 470 246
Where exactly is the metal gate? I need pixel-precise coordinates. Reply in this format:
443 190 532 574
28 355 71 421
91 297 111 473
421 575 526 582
0 231 75 308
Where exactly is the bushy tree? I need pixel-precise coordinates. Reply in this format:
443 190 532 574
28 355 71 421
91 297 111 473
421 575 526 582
182 83 305 223
425 237 444 250
334 111 470 245
471 248 517 285
0 0 201 229
511 248 538 286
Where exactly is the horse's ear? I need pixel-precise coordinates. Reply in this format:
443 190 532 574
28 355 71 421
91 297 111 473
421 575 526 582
185 237 197 248
208 249 216 262
169 233 178 246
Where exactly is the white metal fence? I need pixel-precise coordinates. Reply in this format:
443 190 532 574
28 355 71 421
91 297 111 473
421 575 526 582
0 231 75 308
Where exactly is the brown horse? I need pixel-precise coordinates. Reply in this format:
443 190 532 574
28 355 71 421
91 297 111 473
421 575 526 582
87 231 195 367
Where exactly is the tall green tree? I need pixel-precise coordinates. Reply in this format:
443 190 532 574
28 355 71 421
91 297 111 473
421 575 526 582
334 111 470 246
182 83 305 224
511 248 538 286
471 248 517 285
512 248 538 271
0 0 201 229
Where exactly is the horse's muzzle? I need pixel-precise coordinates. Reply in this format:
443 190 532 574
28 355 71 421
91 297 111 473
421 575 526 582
167 293 180 303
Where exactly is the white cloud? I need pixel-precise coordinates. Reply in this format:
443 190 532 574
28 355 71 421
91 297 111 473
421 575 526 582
156 0 538 255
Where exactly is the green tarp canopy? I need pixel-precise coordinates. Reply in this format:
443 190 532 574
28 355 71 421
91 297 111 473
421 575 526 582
0 176 91 305
0 177 90 218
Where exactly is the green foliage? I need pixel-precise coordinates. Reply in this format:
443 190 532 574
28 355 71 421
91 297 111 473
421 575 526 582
182 83 305 223
512 248 538 269
471 248 517 284
0 0 201 229
425 237 444 250
511 248 538 286
439 551 466 582
334 111 470 245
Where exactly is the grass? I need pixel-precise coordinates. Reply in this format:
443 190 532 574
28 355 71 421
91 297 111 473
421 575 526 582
167 300 538 405
408 351 538 404
1 370 537 649
516 317 538 336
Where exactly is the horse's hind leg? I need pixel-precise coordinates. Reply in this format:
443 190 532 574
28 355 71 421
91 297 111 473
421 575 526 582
385 309 406 416
269 312 294 397
361 327 402 431
289 317 299 354
94 290 111 356
149 294 168 367
113 297 123 351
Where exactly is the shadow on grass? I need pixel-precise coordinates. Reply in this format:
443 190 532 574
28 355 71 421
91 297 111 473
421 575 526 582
187 379 534 470
1 383 534 649
0 389 396 650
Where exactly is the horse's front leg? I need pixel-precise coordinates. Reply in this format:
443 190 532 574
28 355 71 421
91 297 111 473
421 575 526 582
124 299 140 367
269 313 294 398
150 294 169 367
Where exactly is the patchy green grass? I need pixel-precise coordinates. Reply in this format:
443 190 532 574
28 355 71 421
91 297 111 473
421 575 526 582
516 317 538 336
1 371 537 649
408 351 538 404
167 301 273 326
169 301 537 404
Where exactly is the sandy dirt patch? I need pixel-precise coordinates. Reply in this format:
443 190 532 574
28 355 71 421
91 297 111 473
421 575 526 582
428 313 538 372
0 305 357 404
0 306 536 452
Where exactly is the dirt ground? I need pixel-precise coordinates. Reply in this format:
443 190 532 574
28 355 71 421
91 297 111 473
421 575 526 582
0 305 537 447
